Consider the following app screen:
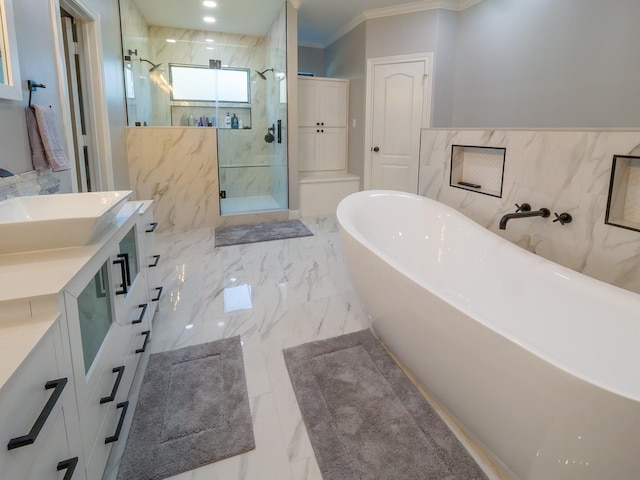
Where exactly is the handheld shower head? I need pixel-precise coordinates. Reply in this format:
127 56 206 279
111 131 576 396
255 68 274 80
141 58 162 72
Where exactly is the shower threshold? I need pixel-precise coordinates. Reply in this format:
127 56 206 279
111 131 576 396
220 195 286 215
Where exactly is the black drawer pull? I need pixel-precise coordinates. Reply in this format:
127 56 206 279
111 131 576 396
100 366 125 404
152 286 163 302
136 330 151 354
105 401 129 444
113 258 128 295
133 303 148 324
145 222 158 233
148 254 160 268
57 457 78 480
7 377 67 450
117 253 131 286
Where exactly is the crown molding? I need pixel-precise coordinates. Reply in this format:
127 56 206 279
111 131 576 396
323 0 483 48
298 40 327 49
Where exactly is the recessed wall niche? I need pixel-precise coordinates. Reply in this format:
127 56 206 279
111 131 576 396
450 145 506 198
605 155 640 232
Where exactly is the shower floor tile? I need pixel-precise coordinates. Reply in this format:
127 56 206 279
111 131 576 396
221 195 284 215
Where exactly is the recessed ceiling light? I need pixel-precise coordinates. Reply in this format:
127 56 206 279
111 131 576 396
206 47 214 50
203 1 217 7
203 16 216 23
205 38 214 43
166 38 177 43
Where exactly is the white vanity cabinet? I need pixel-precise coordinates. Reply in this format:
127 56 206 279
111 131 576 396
298 77 349 172
0 200 159 480
0 318 86 480
62 206 152 480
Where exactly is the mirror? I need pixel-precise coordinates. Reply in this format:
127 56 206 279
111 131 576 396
0 0 22 101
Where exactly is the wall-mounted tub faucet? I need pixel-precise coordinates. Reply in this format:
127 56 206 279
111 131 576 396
499 203 550 230
553 212 572 225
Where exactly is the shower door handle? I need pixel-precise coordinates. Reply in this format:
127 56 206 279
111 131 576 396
277 120 282 144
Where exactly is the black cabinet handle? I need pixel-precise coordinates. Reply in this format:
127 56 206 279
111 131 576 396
113 258 128 295
152 286 163 302
148 254 160 268
117 253 131 286
146 222 158 233
100 366 125 404
57 457 78 480
136 331 151 354
7 378 67 450
133 303 147 324
105 401 129 444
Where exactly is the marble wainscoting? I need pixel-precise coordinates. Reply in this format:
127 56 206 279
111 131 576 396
419 129 640 294
127 127 220 231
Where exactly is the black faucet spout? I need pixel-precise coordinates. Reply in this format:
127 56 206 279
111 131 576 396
499 208 550 230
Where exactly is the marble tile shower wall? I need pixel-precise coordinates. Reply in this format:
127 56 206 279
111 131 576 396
148 26 268 140
420 129 640 294
119 0 152 126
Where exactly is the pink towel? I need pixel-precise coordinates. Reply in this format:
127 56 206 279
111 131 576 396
25 107 49 171
26 105 71 172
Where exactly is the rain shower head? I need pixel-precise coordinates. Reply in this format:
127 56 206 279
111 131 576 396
141 58 162 72
255 68 274 80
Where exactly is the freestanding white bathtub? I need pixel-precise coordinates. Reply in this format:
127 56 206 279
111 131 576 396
337 190 640 480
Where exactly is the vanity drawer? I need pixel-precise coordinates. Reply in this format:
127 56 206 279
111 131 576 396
0 326 73 480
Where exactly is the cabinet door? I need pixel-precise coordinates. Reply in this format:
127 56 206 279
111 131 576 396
318 128 347 171
320 82 348 127
0 324 84 480
298 127 319 171
298 80 319 127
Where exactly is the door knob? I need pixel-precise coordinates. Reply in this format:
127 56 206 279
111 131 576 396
373 146 380 152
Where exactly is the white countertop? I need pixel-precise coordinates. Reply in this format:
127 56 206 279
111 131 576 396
0 312 59 390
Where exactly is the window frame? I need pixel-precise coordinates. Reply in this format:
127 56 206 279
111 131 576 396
169 63 251 104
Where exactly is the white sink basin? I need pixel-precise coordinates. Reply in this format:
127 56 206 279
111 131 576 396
0 191 132 254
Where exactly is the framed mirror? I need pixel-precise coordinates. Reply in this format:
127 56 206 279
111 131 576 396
0 0 22 101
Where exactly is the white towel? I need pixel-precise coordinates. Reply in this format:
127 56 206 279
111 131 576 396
26 105 71 172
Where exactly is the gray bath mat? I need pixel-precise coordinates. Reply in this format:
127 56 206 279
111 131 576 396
117 337 255 480
283 330 488 480
214 219 313 247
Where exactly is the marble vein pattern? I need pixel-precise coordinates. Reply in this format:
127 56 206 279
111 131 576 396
107 216 369 480
127 127 220 232
419 129 640 294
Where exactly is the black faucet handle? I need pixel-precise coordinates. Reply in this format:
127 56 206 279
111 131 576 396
515 203 531 213
553 212 572 225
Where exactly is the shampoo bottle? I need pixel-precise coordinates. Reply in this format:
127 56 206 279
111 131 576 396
224 112 231 128
231 113 239 129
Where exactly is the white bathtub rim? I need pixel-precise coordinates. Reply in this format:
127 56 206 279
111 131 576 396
337 190 640 402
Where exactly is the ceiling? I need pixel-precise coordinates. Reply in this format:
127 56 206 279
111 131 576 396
131 0 476 48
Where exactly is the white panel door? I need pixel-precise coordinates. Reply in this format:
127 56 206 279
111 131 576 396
370 60 427 193
298 81 319 127
320 82 348 127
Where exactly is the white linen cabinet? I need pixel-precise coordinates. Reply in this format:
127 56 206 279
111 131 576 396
298 77 349 172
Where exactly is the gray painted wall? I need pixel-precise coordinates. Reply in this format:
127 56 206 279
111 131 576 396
0 0 129 189
298 46 325 76
432 10 458 128
365 10 438 59
452 0 640 128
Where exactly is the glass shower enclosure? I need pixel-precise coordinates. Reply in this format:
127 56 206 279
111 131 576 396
120 0 288 216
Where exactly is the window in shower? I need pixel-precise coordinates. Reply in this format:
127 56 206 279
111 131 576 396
169 64 250 103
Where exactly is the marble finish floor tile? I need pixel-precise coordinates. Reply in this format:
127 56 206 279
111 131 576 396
111 216 371 480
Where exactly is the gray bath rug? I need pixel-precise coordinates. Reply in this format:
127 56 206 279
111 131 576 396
214 219 313 247
283 330 488 480
117 337 255 480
